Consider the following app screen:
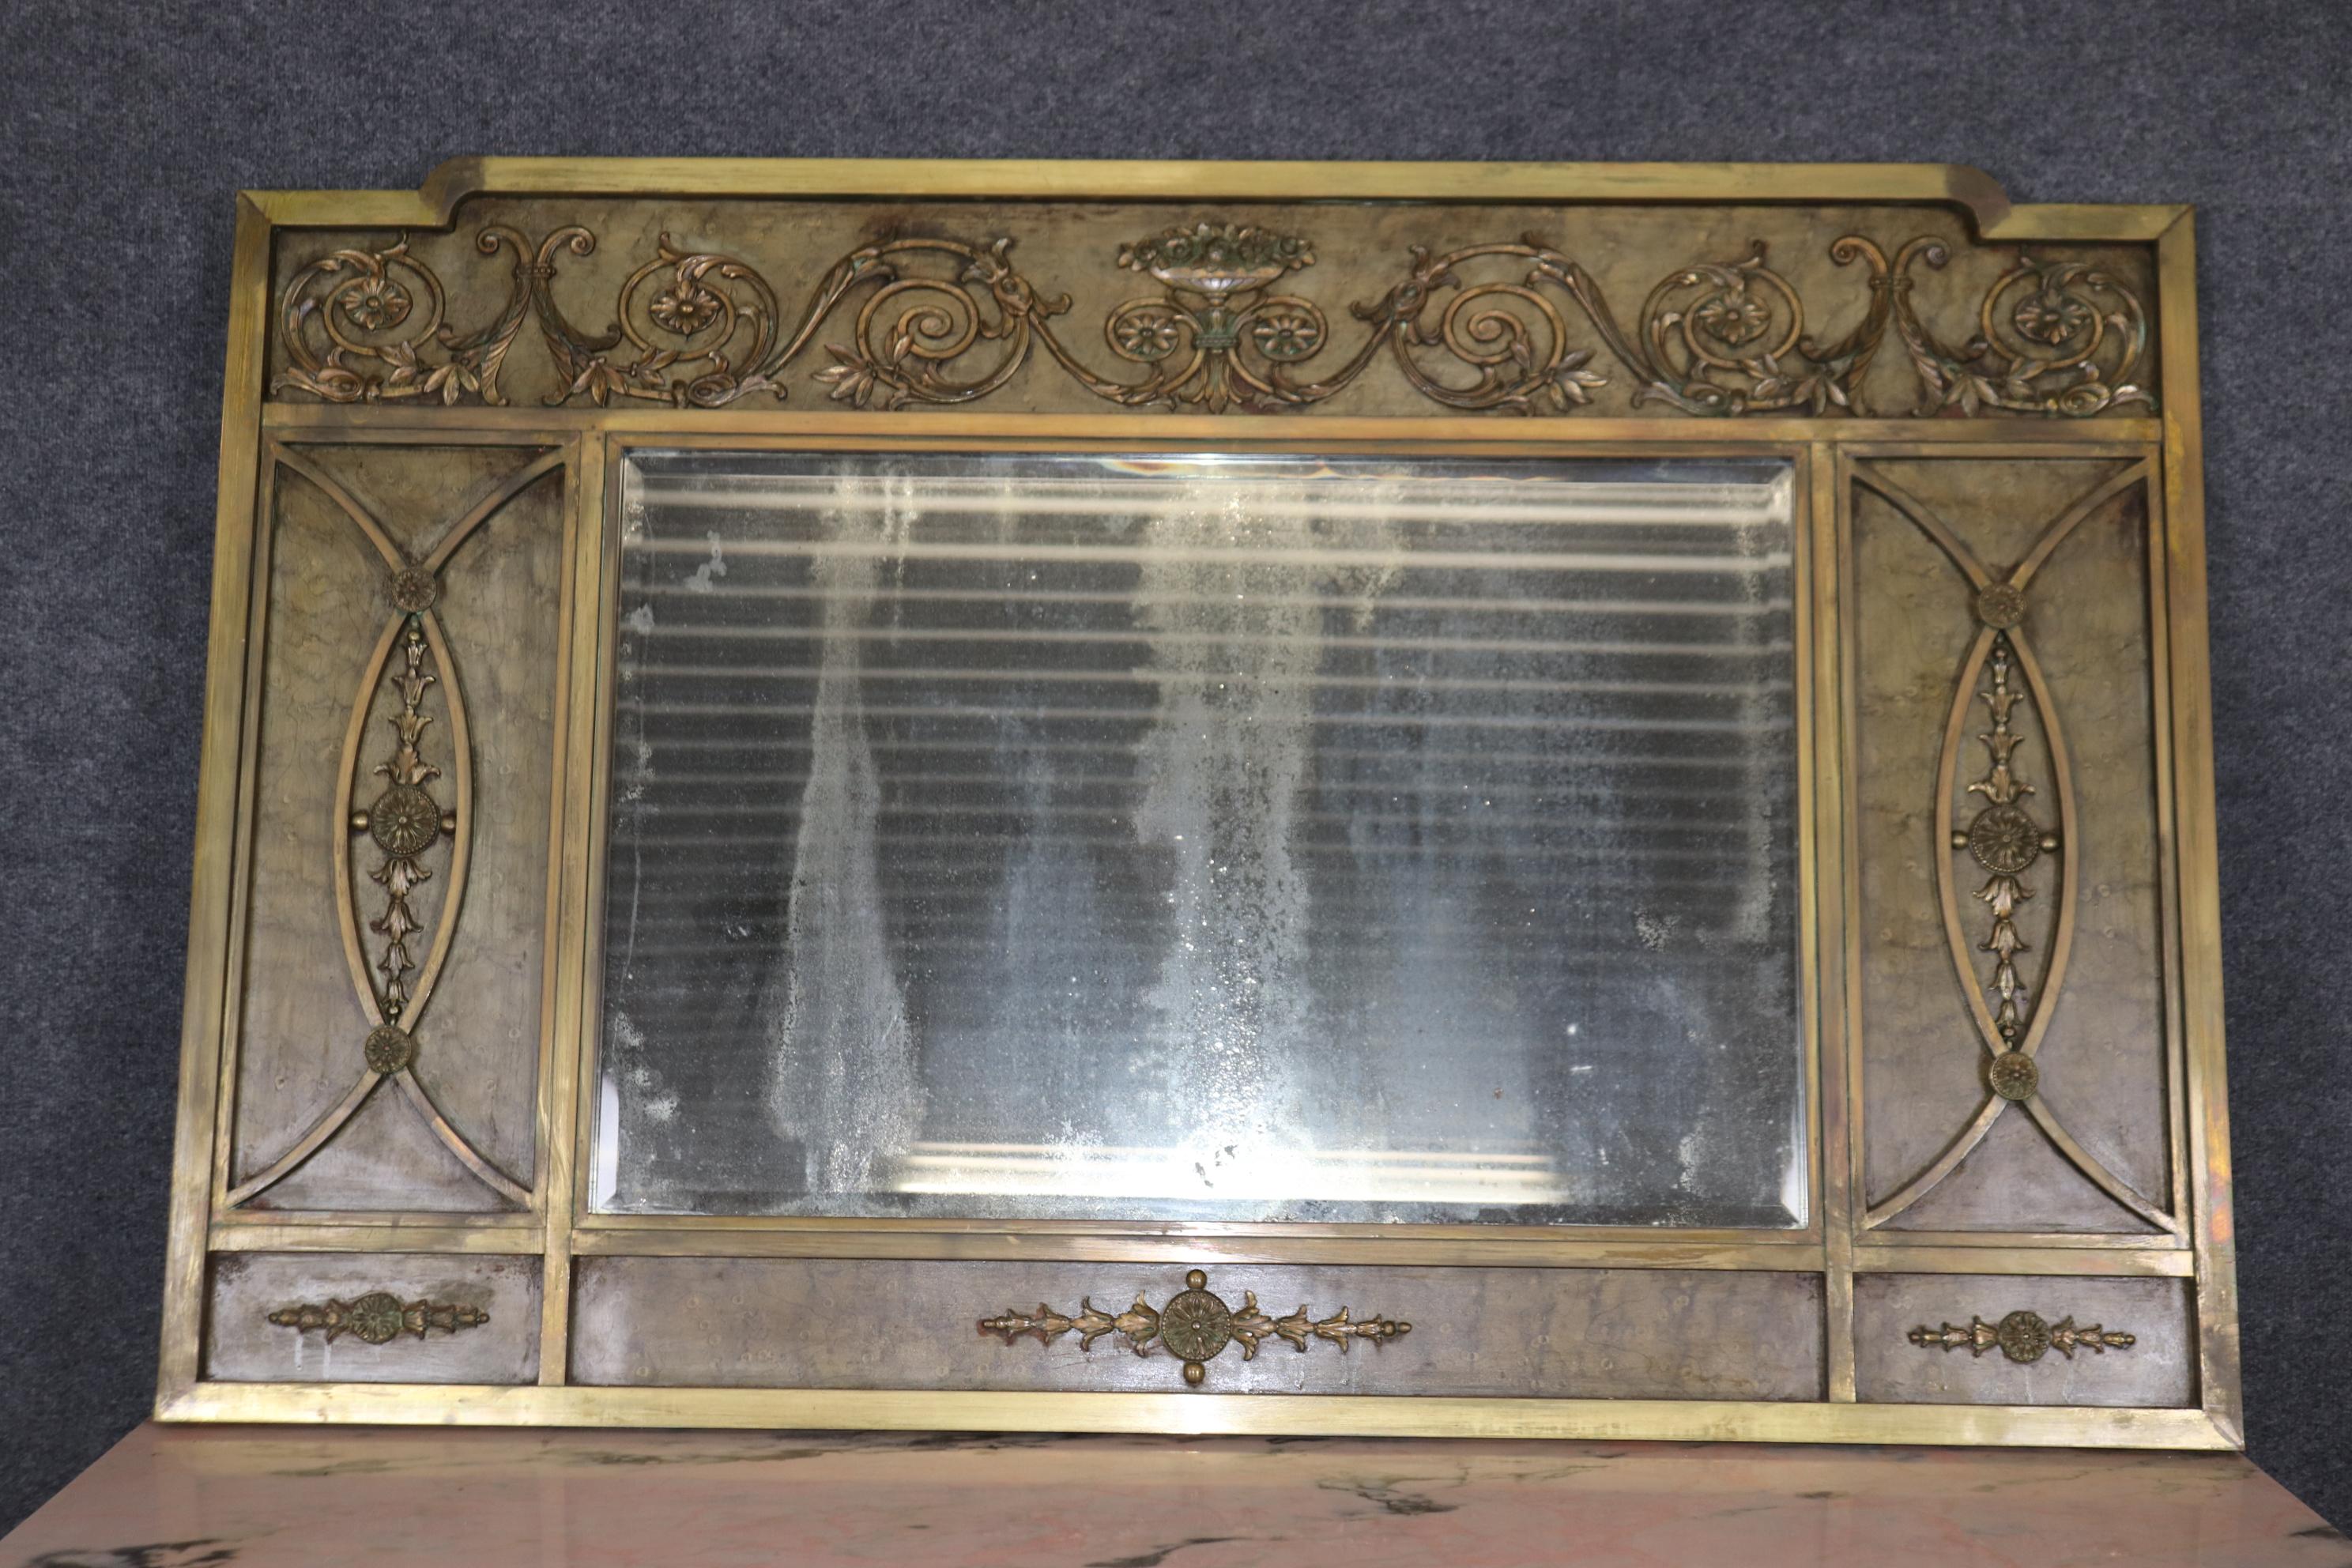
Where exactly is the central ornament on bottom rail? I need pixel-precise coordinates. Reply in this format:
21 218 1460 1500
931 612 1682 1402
978 1268 1410 1388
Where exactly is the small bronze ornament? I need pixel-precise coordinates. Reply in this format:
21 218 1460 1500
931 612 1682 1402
1118 221 1315 296
269 1291 488 1345
1974 580 2027 629
1996 1309 2054 1363
368 782 443 858
980 1268 1409 1389
362 1023 416 1075
388 567 440 613
1987 1048 2041 1102
1909 1310 2135 1363
1950 633 2058 1044
353 618 449 1021
1156 1272 1237 1369
1966 802 2045 876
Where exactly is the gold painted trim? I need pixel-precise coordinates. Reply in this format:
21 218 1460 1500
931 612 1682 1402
244 158 2183 244
209 1220 541 1254
154 1381 2236 1449
258 404 2169 447
2155 211 2243 1446
1815 435 1853 1400
159 194 273 1408
564 1228 1819 1270
1856 1229 2191 1252
534 434 601 1386
1853 1246 2192 1278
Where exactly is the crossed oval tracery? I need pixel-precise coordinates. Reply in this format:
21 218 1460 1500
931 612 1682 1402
1859 462 2180 1237
225 446 561 1210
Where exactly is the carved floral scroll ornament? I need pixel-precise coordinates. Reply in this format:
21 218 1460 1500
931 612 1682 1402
981 1269 1409 1388
272 220 2153 418
1895 256 2153 416
1859 463 2179 1236
224 447 562 1212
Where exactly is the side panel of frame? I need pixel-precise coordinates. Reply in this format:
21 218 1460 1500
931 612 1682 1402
159 195 274 1404
2157 213 2242 1443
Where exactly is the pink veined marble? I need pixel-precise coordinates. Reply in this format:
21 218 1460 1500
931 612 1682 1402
2 1425 2343 1568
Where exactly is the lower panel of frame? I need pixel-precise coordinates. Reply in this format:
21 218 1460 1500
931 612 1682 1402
205 1253 541 1384
1853 1273 2194 1408
567 1258 1823 1399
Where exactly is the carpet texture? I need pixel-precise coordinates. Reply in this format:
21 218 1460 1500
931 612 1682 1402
2 0 2346 1536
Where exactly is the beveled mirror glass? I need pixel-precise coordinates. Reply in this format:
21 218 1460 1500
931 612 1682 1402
594 451 1804 1226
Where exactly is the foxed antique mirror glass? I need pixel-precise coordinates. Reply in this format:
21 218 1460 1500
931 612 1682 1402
597 452 1804 1227
162 158 2235 1447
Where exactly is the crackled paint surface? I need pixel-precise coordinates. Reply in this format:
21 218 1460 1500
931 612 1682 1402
4 1427 2343 1567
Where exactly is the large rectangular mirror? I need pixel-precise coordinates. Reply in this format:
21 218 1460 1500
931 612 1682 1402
594 452 1804 1226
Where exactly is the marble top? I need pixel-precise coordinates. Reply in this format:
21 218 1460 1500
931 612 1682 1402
3 1424 2343 1567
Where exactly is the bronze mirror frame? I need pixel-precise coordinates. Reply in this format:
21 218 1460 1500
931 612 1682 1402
160 158 2234 1448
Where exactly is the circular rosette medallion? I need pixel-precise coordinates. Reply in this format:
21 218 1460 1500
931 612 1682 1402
348 1291 408 1346
389 567 440 614
364 1023 416 1075
1987 1049 2041 1102
1996 1309 2054 1364
369 782 443 858
1975 582 2027 629
1966 803 2045 876
1158 1269 1234 1374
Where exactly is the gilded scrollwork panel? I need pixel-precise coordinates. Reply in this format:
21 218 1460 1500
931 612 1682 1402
267 210 2156 418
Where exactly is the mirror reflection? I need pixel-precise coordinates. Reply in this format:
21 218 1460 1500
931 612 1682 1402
594 451 1804 1226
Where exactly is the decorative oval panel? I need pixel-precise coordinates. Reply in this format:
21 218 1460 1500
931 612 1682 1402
1852 456 2177 1236
226 443 567 1212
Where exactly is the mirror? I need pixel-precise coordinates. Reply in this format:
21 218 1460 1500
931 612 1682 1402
594 450 1804 1227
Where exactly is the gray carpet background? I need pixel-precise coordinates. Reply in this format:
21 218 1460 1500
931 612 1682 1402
2 0 2346 1537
